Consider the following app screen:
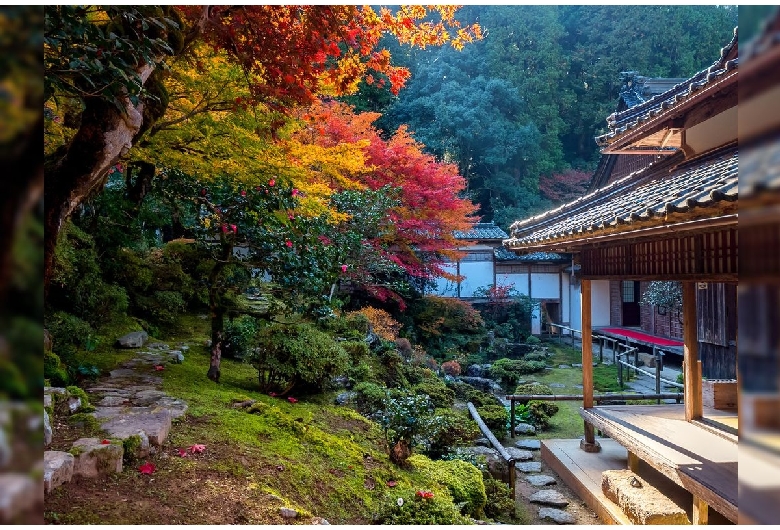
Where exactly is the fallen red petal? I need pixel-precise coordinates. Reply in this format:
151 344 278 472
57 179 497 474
386 480 397 487
138 462 156 475
101 439 111 445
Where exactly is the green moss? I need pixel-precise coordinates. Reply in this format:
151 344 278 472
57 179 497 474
407 454 486 518
66 385 96 412
122 434 143 460
68 445 84 457
67 412 103 433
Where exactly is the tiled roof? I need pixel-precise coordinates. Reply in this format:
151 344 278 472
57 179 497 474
617 72 688 110
494 247 569 262
505 148 738 249
595 29 739 149
454 222 508 240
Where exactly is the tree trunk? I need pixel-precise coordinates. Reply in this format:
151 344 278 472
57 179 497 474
390 439 412 464
206 241 233 382
43 64 156 296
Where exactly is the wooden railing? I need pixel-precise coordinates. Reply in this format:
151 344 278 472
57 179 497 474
467 402 516 498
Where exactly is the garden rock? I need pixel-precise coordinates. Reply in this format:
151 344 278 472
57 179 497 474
515 439 541 450
505 447 534 461
68 396 82 414
44 451 74 493
526 474 557 487
558 364 570 369
515 461 542 473
459 376 503 395
44 410 52 447
279 507 298 519
465 364 491 378
529 489 569 508
44 394 52 408
311 517 330 525
116 331 149 349
549 383 566 389
97 395 128 407
147 342 170 350
475 437 491 447
168 351 184 364
0 473 39 521
514 423 536 435
539 507 575 524
335 392 355 405
71 438 124 477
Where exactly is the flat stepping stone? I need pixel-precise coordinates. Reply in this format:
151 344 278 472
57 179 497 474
0 473 40 521
96 407 172 446
558 364 570 369
514 423 536 435
109 368 137 378
539 507 575 524
71 438 124 478
147 342 170 350
97 396 130 407
515 439 541 450
515 461 542 473
155 398 188 418
549 383 566 388
44 451 74 493
529 489 569 508
505 447 534 461
132 389 168 406
525 474 557 486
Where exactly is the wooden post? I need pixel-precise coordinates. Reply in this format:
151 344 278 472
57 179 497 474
580 279 600 452
599 337 603 363
627 451 640 473
683 281 702 421
693 495 709 525
510 399 516 439
655 350 661 404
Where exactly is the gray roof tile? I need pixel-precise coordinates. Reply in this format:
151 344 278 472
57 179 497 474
454 222 509 240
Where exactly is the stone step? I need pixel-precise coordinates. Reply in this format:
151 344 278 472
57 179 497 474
529 489 570 508
515 461 542 473
538 507 576 525
94 407 172 446
44 451 74 494
515 439 541 451
71 438 124 478
525 474 557 487
601 469 690 525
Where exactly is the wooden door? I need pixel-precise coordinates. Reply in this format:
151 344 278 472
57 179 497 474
622 280 641 327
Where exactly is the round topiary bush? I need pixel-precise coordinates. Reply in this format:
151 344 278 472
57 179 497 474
514 382 554 396
374 486 472 525
407 454 487 518
476 404 508 436
413 379 455 409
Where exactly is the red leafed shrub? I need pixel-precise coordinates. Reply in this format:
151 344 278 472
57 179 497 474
441 360 461 377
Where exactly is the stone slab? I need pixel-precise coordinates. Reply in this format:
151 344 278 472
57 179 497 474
0 473 39 521
538 507 575 524
529 489 570 508
515 461 542 473
44 410 52 447
505 447 534 461
97 408 172 446
601 469 690 525
526 474 557 487
514 423 536 435
116 331 148 348
515 439 541 450
44 451 74 494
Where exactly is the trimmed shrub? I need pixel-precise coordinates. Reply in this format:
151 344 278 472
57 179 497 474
484 477 520 522
44 350 70 387
448 380 502 407
489 358 547 389
352 381 387 415
514 382 554 396
222 315 259 361
523 351 547 363
413 379 455 409
476 404 508 436
528 401 560 430
425 408 481 458
525 335 541 345
407 454 487 518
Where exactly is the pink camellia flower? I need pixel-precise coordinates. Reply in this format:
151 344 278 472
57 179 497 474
287 397 298 404
241 190 246 197
221 224 228 233
269 392 277 397
285 240 293 248
255 185 262 191
386 480 398 488
269 178 276 187
101 439 112 445
138 462 156 475
341 264 348 273
189 444 206 454
177 448 188 457
231 224 237 234
292 188 299 196
415 490 434 500
289 214 294 220
154 365 164 371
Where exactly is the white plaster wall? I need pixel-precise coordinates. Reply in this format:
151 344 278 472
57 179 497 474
459 261 494 297
562 273 571 325
570 281 582 332
531 304 542 335
432 262 459 297
591 280 611 327
530 273 560 299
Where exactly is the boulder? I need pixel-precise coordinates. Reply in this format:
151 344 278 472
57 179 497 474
0 473 39 521
44 451 74 493
526 474 557 487
335 392 354 406
529 489 569 508
147 342 170 350
601 469 689 525
168 351 184 364
44 410 52 447
67 396 82 414
475 437 492 448
459 376 503 395
115 331 149 349
538 507 575 524
514 423 536 435
44 394 52 408
71 438 124 477
515 439 541 450
279 507 298 519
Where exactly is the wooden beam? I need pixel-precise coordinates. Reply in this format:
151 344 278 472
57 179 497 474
683 281 703 421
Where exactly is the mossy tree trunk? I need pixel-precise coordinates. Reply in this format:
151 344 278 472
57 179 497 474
206 240 233 383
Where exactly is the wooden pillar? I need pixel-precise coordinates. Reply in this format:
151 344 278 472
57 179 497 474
693 495 709 525
683 281 703 421
580 279 600 452
627 451 640 473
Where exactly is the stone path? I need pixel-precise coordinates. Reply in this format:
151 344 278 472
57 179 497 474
43 340 190 495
